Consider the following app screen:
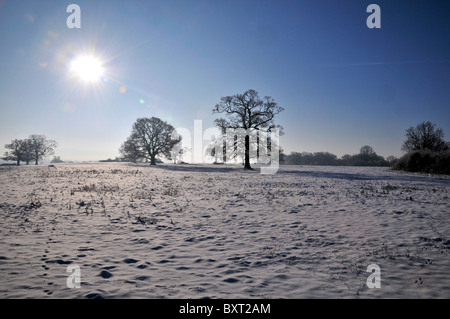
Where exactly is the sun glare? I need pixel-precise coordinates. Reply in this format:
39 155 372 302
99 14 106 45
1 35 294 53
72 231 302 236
70 55 104 82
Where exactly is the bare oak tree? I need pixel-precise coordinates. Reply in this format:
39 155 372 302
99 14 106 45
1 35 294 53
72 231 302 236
120 117 182 165
29 135 58 165
402 121 448 152
22 138 33 165
3 139 25 166
213 89 284 169
3 138 45 166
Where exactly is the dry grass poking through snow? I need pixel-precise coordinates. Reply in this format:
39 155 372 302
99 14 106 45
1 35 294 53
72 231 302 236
0 163 449 298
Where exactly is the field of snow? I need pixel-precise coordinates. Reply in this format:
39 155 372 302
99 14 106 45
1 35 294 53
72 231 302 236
0 163 449 298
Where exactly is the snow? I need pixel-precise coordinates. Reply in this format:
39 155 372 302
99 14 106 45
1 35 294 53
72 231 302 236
0 163 449 298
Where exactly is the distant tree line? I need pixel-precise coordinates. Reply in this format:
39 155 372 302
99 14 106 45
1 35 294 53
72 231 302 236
2 135 57 166
50 156 64 164
284 145 394 167
283 122 449 175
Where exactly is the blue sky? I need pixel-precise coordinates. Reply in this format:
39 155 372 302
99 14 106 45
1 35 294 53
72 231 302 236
0 0 449 161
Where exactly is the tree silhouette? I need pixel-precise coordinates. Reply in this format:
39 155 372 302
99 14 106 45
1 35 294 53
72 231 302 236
120 117 182 165
402 121 448 152
360 145 376 156
212 89 284 169
3 139 26 166
3 136 56 165
29 135 58 165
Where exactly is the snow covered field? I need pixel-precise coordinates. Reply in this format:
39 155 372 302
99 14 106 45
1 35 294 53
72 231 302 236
0 163 449 298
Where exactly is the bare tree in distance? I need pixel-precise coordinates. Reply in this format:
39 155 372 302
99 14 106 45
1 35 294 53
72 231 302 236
170 131 188 164
29 135 58 165
120 117 182 165
3 139 26 166
22 138 33 165
360 145 376 156
212 89 284 169
210 118 228 163
3 138 46 166
51 156 64 164
402 121 448 153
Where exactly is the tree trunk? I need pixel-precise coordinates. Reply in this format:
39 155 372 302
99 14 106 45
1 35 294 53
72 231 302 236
223 140 227 163
150 155 156 165
17 158 20 166
256 133 259 163
244 135 252 169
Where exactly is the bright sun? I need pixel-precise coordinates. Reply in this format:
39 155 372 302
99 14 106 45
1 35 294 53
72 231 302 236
70 55 104 82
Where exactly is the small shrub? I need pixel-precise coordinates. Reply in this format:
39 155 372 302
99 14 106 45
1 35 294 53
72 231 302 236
26 194 42 208
163 185 178 196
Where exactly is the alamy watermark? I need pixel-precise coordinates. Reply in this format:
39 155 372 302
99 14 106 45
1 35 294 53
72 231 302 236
366 264 381 288
66 264 81 288
66 4 81 29
174 120 281 174
67 4 380 30
366 4 381 29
